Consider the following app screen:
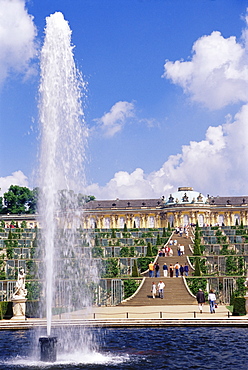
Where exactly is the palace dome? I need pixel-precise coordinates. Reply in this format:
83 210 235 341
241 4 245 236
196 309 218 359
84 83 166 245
164 187 207 205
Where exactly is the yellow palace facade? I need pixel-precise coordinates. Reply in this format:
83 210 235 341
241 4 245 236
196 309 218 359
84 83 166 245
82 187 248 229
1 186 248 229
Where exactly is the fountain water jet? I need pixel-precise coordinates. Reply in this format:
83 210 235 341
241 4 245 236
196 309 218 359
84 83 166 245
38 12 97 361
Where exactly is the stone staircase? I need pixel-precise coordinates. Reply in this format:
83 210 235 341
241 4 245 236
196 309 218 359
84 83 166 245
120 228 196 306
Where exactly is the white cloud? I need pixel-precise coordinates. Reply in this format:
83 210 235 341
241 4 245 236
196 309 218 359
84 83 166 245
86 12 248 200
0 0 37 86
86 103 248 199
95 101 135 137
0 171 29 196
162 24 248 109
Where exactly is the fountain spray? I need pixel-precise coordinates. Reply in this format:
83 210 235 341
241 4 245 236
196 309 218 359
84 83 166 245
38 12 91 362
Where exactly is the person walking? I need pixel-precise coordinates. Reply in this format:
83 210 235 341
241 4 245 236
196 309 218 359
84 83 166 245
151 281 157 299
155 262 160 277
196 288 205 313
177 245 181 256
208 289 217 313
169 264 173 278
163 263 168 277
179 264 184 277
157 280 165 299
184 263 189 276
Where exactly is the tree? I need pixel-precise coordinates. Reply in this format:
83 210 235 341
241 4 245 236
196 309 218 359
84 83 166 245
156 234 161 246
28 187 39 214
0 197 3 214
194 258 201 276
146 242 153 257
131 260 139 277
3 185 34 214
193 229 202 256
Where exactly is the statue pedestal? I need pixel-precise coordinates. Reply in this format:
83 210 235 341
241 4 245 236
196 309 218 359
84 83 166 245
11 297 27 320
245 293 248 315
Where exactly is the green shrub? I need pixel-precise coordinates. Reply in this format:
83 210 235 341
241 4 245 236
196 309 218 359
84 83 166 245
123 279 139 299
137 257 151 272
193 238 201 256
232 297 246 316
129 246 135 257
0 302 11 320
103 258 119 277
131 260 139 277
186 278 207 296
156 234 161 245
230 277 246 305
194 258 201 276
146 242 153 257
92 246 104 258
26 281 42 300
120 247 129 257
152 246 158 256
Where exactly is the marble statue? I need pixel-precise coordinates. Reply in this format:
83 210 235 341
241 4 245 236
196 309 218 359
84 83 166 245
11 268 27 320
13 268 27 298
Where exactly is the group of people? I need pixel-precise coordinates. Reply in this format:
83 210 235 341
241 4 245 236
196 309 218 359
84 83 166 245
175 226 189 238
158 245 173 257
148 261 189 278
159 239 185 257
196 288 217 313
167 263 189 278
151 280 165 299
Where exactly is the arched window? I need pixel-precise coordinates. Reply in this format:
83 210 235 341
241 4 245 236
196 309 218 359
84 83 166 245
218 215 224 226
169 214 174 227
149 216 155 228
134 217 140 228
104 217 110 229
183 214 189 226
198 214 204 227
119 217 125 228
234 214 240 225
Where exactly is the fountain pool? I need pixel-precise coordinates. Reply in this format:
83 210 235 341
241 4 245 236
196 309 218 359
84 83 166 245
0 327 248 369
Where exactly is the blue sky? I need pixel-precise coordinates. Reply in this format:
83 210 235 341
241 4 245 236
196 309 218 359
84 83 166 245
1 0 248 199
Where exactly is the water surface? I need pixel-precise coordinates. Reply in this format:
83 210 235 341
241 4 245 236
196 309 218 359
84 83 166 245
0 327 247 369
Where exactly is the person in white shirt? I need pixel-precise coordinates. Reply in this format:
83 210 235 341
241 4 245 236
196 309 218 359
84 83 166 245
151 282 157 299
157 281 165 299
208 289 217 313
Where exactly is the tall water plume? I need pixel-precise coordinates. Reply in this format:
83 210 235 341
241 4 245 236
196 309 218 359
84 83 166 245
38 12 96 340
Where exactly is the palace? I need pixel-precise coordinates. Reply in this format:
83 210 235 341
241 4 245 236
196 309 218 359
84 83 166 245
82 187 248 230
1 186 248 229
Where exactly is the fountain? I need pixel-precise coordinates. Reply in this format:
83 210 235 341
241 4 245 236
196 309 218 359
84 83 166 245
38 11 97 362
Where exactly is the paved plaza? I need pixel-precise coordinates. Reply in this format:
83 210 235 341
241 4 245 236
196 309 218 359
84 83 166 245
0 304 247 330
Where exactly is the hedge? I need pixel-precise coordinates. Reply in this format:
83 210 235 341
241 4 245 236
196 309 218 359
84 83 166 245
232 297 246 316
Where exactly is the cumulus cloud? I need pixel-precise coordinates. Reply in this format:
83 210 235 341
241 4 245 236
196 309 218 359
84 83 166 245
86 103 248 199
162 24 248 109
0 0 37 86
0 171 29 196
86 14 248 200
95 101 135 137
